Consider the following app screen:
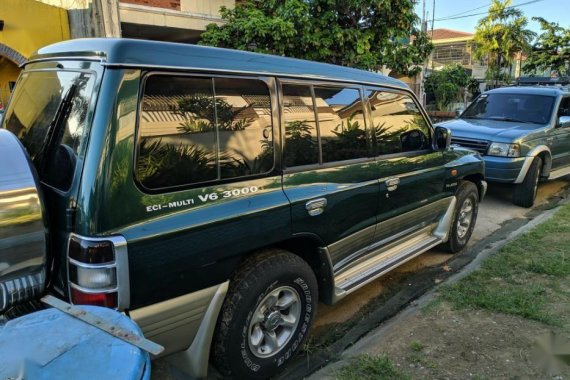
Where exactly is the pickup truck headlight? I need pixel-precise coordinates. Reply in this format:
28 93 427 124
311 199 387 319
488 142 520 157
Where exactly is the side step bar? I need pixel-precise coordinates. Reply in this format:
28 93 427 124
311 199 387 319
548 165 570 180
329 196 456 304
334 226 441 298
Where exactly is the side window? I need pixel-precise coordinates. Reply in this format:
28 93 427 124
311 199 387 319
559 97 570 118
366 89 430 155
282 84 319 167
213 78 273 179
136 75 273 190
313 87 367 163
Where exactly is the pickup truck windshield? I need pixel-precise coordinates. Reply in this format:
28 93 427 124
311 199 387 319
2 70 95 191
462 93 555 125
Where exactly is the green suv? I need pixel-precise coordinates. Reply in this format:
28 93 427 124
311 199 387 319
0 39 485 379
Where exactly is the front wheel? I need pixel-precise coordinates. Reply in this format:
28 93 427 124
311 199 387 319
212 250 318 379
513 157 542 208
440 181 479 253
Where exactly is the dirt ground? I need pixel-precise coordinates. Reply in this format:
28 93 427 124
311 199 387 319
330 303 568 380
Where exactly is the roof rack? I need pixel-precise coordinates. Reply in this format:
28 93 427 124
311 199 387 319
516 76 570 87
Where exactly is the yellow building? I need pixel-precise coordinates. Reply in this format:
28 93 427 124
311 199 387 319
0 0 70 107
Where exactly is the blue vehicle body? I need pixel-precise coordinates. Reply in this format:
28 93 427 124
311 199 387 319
440 86 570 184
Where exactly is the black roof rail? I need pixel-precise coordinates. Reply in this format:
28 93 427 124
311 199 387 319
516 76 570 86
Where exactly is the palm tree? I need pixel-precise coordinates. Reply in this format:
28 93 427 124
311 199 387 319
473 0 536 85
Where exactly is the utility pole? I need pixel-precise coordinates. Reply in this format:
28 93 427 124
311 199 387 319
431 0 435 71
420 0 427 105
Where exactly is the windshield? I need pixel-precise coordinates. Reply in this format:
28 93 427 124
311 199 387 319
461 93 555 125
2 70 95 191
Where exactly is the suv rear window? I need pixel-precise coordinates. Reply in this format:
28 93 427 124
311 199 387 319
136 75 274 190
3 70 95 191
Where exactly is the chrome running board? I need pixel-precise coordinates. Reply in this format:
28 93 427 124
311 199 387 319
334 226 441 297
330 196 456 304
548 165 570 180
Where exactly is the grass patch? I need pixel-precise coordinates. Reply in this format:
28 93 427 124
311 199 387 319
409 340 425 352
336 354 410 380
437 203 570 327
407 352 438 369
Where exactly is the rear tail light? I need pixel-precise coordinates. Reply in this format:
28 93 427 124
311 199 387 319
70 288 118 308
67 234 129 310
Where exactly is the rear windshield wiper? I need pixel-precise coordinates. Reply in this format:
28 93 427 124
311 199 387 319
34 84 78 175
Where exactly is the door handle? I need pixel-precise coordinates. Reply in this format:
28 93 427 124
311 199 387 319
385 177 400 192
306 198 327 216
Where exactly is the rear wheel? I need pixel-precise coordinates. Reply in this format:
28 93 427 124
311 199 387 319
212 250 318 379
513 157 542 208
440 181 479 253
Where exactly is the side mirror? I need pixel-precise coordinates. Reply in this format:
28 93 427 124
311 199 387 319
558 116 570 128
455 107 465 118
434 126 451 151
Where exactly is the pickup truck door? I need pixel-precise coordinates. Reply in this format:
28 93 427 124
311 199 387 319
550 97 570 169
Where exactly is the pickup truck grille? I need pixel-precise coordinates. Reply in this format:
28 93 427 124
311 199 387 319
450 137 490 155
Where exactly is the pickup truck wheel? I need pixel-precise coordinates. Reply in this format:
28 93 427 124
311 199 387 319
440 181 479 253
513 157 542 208
212 250 318 379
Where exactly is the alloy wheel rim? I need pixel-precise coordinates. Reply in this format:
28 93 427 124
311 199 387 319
457 198 474 239
248 286 301 358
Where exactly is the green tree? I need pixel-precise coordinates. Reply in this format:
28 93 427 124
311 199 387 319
199 0 432 76
523 17 570 77
424 64 470 111
473 0 536 84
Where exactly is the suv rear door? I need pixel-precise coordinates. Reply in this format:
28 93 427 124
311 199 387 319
280 81 379 268
2 60 102 294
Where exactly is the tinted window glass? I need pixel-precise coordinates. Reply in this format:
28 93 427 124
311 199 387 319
137 76 273 190
314 87 367 163
138 76 217 189
282 84 319 167
214 78 273 179
462 93 555 124
558 97 570 117
367 90 430 155
4 70 95 190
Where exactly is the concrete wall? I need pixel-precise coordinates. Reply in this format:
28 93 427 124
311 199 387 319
36 0 121 38
180 0 233 16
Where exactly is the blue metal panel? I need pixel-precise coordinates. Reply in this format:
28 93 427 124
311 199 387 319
483 156 526 182
0 306 150 380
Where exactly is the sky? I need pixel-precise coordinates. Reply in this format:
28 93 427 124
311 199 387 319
414 0 570 34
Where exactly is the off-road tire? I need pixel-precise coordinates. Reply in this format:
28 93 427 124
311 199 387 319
513 157 542 208
212 250 318 379
440 181 479 253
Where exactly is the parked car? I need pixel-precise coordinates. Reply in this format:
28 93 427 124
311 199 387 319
440 86 570 207
0 38 485 379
